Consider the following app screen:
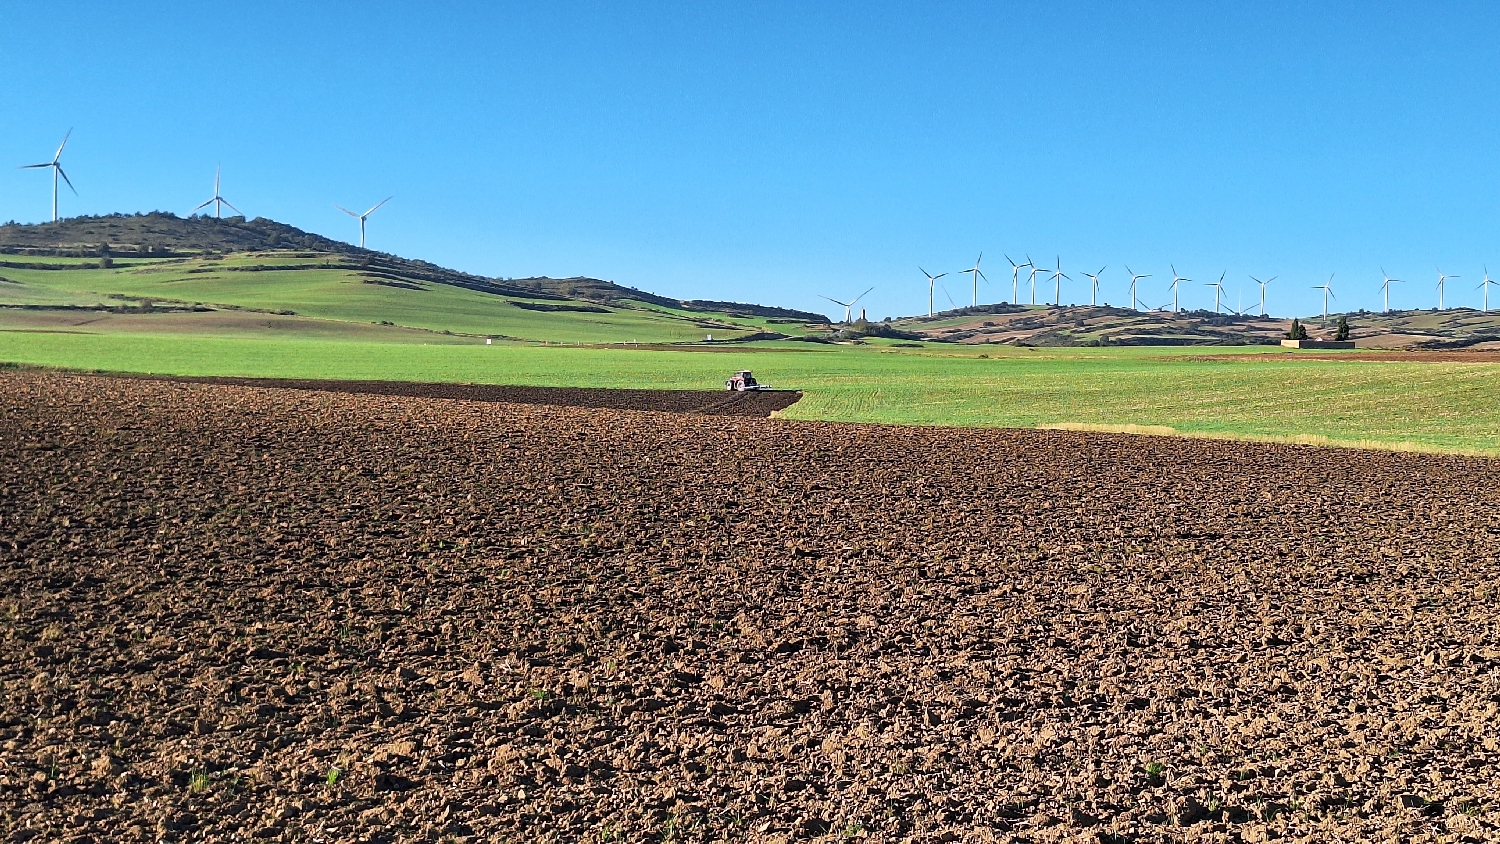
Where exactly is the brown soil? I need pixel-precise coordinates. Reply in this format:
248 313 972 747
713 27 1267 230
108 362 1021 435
4 373 1500 842
111 375 804 417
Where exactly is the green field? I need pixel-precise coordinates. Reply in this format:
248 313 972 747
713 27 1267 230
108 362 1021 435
5 246 1498 457
0 255 809 344
4 328 1498 456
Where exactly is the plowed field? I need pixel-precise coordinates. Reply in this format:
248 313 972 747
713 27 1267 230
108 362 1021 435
3 373 1500 843
113 376 803 417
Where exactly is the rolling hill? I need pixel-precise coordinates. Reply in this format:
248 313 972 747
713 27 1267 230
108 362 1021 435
888 303 1500 349
0 214 829 345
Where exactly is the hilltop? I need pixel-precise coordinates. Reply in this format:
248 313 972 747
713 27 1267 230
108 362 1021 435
0 214 828 325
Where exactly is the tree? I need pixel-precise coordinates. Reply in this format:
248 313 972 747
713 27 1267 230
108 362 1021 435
1286 318 1308 340
1335 315 1350 341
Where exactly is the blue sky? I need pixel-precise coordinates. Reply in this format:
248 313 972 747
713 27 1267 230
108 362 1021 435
4 2 1500 320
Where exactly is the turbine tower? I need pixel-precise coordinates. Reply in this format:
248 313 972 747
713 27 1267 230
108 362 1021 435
819 287 874 324
1081 266 1105 306
1313 275 1335 324
1027 262 1044 305
1048 256 1069 305
1379 268 1401 313
18 129 76 222
1480 267 1497 314
1437 267 1457 310
919 267 947 318
1251 276 1275 316
335 197 392 249
962 253 985 307
1125 266 1150 311
1005 254 1032 305
191 166 242 219
1205 272 1227 313
1169 265 1190 313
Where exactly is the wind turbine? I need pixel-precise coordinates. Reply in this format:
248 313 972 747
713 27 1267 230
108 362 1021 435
1027 261 1045 305
1479 267 1497 314
962 253 985 307
819 287 874 324
335 197 392 249
1204 272 1227 313
1313 275 1335 324
1005 254 1032 305
1169 265 1190 313
18 129 76 222
1437 267 1457 310
1081 266 1105 306
920 267 947 318
1125 266 1150 311
191 166 242 219
1379 268 1401 313
1048 256 1069 305
1250 276 1275 316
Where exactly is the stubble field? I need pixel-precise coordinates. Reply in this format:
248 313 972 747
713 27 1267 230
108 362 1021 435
3 373 1500 843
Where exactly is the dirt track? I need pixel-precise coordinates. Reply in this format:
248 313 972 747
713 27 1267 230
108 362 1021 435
4 373 1500 843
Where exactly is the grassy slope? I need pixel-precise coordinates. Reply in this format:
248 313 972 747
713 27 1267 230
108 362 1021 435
0 256 799 344
3 330 1498 455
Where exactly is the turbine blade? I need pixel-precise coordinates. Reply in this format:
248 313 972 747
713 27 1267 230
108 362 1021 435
335 204 360 217
221 199 242 216
55 165 77 195
191 199 214 213
18 163 52 169
53 128 72 162
365 196 392 216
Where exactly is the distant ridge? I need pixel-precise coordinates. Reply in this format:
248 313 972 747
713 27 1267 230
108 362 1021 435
0 213 830 323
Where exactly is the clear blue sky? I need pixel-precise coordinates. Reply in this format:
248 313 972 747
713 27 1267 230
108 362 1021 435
4 2 1499 320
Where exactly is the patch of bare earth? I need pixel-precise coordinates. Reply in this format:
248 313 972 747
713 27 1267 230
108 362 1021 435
3 372 1500 842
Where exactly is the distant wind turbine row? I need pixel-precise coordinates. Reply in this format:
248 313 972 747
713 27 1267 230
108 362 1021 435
905 257 1500 321
13 129 390 249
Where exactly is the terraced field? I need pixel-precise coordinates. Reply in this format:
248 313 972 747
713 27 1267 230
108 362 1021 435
4 373 1500 842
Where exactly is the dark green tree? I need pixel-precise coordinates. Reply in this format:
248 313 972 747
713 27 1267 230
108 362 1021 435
1335 315 1350 341
1286 318 1308 340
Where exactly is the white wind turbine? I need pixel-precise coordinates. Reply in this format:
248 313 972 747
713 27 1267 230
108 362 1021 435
18 129 76 222
1479 267 1497 314
1081 266 1105 306
920 267 947 318
1251 276 1275 316
1125 266 1150 311
191 165 242 219
819 287 874 323
1005 254 1032 305
1048 256 1069 305
1437 267 1457 310
1379 268 1401 313
335 197 392 249
1169 265 1190 313
1027 261 1045 305
1313 275 1335 324
962 253 986 307
1204 272 1227 313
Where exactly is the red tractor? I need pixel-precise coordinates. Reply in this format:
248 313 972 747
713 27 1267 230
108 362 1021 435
725 370 770 391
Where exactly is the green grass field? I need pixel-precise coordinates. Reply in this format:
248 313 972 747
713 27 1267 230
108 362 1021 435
4 328 1498 456
0 255 808 344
